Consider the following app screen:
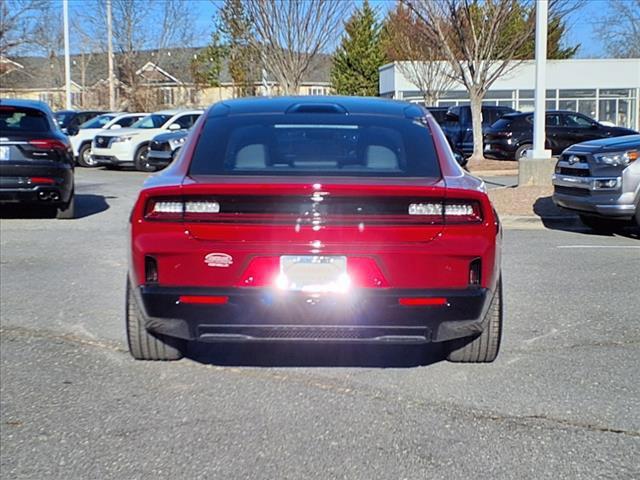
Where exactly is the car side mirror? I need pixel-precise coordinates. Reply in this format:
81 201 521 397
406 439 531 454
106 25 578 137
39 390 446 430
590 123 598 129
109 124 122 130
445 112 459 122
168 123 181 131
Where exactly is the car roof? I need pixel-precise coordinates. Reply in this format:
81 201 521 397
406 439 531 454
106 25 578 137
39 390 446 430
152 109 203 116
207 96 425 118
505 110 584 118
0 98 54 114
573 134 640 149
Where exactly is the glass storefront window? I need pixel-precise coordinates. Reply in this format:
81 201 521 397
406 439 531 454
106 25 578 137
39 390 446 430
600 89 631 98
559 99 577 111
484 90 514 99
577 99 597 119
518 101 534 111
546 100 557 111
559 89 596 98
599 99 617 125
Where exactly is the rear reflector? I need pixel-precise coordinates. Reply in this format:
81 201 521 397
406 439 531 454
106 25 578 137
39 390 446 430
28 177 55 185
398 297 448 307
178 295 229 305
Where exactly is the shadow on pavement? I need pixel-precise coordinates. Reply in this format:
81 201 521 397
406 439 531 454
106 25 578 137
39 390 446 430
534 196 639 239
0 194 110 220
185 341 445 368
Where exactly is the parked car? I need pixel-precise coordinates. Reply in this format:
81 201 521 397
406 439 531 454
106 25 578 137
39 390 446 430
484 110 638 160
146 129 189 170
126 96 503 363
425 106 449 125
91 109 202 171
439 105 516 157
0 99 75 218
54 110 106 135
552 134 639 230
70 112 147 167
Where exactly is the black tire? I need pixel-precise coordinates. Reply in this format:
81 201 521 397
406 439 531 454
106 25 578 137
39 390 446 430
56 192 75 219
77 143 97 168
134 145 155 172
515 144 532 160
447 279 503 363
579 214 624 233
126 279 184 361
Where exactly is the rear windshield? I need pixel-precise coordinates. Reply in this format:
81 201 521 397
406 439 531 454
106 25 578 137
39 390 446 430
81 114 116 129
131 114 171 129
0 107 50 133
190 114 441 178
490 118 512 130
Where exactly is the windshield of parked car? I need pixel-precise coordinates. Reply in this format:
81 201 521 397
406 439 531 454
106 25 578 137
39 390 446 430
131 114 172 129
1 107 50 133
54 111 74 128
80 114 117 129
190 114 441 178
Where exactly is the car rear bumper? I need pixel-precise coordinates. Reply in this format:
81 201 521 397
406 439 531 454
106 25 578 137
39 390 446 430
483 140 517 160
133 284 493 344
0 164 73 206
147 149 172 168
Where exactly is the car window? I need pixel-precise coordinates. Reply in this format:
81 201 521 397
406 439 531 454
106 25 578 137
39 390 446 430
131 114 172 129
54 111 74 128
81 114 116 129
545 114 561 126
172 114 200 129
116 116 142 127
190 114 441 178
564 114 594 127
482 108 500 126
0 107 50 133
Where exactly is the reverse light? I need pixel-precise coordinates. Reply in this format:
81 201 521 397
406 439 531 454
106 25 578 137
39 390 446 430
275 273 351 294
152 201 183 213
145 198 221 220
408 201 482 223
185 201 220 213
408 203 442 215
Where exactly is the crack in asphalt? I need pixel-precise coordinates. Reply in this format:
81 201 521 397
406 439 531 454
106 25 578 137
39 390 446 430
2 325 639 439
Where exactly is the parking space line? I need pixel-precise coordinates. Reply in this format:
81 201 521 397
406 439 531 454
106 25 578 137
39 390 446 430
556 245 640 249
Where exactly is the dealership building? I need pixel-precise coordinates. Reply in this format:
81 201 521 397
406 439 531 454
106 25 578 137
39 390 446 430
379 58 640 131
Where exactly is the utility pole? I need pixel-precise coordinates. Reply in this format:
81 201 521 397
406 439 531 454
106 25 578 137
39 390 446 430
107 0 116 110
63 0 72 109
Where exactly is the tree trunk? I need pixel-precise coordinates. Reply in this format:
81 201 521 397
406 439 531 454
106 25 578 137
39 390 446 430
467 92 486 168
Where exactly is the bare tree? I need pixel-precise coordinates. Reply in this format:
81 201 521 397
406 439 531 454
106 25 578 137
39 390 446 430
383 4 454 105
0 0 47 57
246 0 351 95
595 0 640 58
403 0 576 163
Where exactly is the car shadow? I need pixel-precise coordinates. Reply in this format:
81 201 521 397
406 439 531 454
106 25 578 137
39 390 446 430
534 195 639 239
184 341 446 368
0 194 110 220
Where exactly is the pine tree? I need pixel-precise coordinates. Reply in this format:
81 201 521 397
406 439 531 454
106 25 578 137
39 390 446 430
219 0 256 97
330 0 386 97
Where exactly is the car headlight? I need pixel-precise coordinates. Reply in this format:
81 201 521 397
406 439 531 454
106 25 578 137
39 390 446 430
112 135 136 143
593 150 638 167
169 137 186 150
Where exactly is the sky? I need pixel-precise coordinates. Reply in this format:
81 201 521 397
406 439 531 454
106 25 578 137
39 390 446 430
55 0 615 59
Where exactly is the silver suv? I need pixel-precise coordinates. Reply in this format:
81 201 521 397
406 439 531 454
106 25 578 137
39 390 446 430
552 134 640 230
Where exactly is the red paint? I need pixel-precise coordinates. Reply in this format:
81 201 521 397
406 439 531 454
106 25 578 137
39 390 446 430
398 297 448 307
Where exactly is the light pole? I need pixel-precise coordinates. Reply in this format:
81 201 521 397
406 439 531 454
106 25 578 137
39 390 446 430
529 0 550 159
63 0 72 109
107 0 115 110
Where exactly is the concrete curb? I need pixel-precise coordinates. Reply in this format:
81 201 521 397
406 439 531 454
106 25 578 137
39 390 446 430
501 214 582 230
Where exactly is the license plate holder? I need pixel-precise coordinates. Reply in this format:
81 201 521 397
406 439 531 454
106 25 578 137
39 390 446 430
279 255 348 293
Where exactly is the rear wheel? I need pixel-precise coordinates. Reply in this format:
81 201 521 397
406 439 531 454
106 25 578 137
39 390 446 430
134 145 155 172
447 280 503 363
77 143 97 168
126 279 184 361
56 191 75 219
515 143 532 160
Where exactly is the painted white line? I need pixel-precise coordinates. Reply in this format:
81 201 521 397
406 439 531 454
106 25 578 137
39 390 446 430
556 245 640 249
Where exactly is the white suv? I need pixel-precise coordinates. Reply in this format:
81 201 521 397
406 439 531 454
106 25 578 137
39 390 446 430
70 113 146 167
91 109 203 171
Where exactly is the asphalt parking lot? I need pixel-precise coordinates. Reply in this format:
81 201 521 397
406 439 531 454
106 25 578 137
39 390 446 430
1 168 639 479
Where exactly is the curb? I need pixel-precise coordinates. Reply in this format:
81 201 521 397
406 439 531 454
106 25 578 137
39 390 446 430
470 170 519 177
500 214 582 230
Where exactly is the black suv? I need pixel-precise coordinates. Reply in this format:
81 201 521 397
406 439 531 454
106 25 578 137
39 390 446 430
0 99 75 218
484 110 637 160
54 110 106 135
438 105 516 157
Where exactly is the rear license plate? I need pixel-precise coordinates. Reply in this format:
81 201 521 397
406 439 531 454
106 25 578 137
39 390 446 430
279 256 349 293
0 146 9 161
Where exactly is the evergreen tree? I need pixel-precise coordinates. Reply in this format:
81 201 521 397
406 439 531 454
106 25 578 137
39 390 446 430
330 0 386 96
219 0 256 97
190 30 226 88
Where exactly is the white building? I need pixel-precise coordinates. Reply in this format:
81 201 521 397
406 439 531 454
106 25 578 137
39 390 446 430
379 59 640 131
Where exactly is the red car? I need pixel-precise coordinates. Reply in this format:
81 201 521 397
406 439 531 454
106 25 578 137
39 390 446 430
127 97 503 363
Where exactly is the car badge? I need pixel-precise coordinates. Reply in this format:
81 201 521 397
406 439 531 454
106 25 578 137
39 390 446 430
568 155 580 165
204 253 233 268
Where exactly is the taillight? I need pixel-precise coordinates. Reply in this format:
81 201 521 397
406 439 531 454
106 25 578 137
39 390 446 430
407 200 482 224
29 139 69 151
144 197 221 221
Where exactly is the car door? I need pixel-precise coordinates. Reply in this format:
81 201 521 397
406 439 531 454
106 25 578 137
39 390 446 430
561 113 602 149
544 113 564 152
